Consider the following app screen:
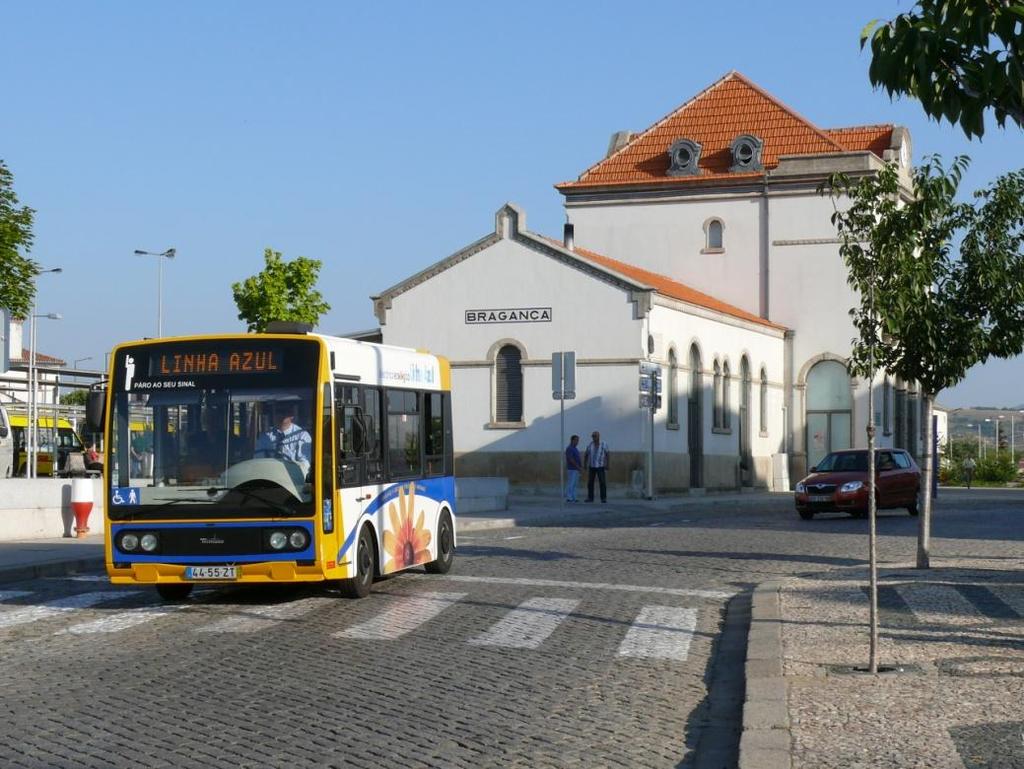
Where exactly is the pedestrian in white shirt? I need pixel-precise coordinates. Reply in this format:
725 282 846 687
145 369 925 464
584 430 610 503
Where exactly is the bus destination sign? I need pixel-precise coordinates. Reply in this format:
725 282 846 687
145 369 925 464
147 348 284 377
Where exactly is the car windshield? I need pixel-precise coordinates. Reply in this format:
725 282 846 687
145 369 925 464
815 452 868 472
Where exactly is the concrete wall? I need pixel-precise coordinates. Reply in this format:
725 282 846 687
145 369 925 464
0 478 103 540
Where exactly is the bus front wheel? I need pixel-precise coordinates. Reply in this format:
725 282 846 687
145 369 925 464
339 526 376 599
156 584 194 602
425 511 454 575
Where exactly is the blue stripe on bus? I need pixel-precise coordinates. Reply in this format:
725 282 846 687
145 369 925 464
110 521 315 563
336 476 455 564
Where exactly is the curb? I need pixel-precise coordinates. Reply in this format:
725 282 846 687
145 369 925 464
739 580 791 769
0 556 105 584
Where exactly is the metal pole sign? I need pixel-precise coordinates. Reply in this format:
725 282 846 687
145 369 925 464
552 352 576 507
638 361 662 499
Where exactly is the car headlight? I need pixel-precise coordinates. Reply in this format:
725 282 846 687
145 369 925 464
120 533 140 552
288 530 308 550
795 482 806 494
841 481 864 493
140 533 159 552
269 531 288 550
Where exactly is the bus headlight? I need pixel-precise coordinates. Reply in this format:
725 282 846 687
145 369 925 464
289 530 308 550
120 533 140 552
269 531 288 550
140 533 160 552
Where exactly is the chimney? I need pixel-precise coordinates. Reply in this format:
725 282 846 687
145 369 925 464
606 130 634 157
563 223 575 251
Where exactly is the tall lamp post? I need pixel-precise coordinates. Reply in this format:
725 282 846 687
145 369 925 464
73 356 92 369
27 266 63 479
28 311 62 478
133 248 176 337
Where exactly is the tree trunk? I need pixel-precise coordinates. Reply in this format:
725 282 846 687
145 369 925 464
916 394 933 569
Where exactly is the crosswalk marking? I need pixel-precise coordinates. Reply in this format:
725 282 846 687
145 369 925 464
469 597 579 649
986 586 1024 619
64 603 185 635
197 597 334 633
894 584 986 626
0 590 33 603
0 592 129 631
335 591 466 641
618 606 697 661
439 575 733 599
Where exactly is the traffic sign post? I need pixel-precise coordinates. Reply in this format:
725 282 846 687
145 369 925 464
553 352 576 507
638 361 662 500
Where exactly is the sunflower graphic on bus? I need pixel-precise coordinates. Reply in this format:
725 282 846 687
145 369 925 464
382 483 433 573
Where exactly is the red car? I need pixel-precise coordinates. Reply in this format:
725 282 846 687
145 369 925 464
795 449 921 520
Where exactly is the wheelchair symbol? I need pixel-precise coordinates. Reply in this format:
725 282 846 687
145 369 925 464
112 489 125 505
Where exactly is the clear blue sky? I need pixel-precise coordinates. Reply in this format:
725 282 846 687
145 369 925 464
3 1 1022 407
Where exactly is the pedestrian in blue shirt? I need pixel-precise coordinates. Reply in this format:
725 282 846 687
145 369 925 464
564 435 582 502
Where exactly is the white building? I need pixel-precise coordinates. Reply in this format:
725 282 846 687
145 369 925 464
373 71 927 491
0 318 65 407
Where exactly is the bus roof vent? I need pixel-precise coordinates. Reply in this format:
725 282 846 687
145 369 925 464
266 321 313 334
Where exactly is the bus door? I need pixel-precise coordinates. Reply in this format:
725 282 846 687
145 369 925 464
335 385 384 527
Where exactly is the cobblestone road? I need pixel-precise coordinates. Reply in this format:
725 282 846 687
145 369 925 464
0 489 1019 768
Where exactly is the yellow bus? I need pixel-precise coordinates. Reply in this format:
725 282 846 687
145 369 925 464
91 328 456 601
9 414 86 477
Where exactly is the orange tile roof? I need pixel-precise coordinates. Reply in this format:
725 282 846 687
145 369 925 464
557 71 893 191
12 348 66 366
543 237 786 331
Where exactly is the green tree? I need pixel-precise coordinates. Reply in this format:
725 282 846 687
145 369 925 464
828 157 1024 568
862 0 1024 138
231 248 331 332
0 160 38 319
59 389 87 407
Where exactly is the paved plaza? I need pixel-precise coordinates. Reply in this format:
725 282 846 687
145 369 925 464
0 488 1021 767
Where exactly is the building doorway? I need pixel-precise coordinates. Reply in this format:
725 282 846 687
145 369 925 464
806 359 851 470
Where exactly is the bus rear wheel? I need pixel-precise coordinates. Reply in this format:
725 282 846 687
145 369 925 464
425 511 454 575
156 584 194 602
339 526 376 599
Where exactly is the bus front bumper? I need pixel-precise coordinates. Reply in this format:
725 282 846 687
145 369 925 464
107 562 329 584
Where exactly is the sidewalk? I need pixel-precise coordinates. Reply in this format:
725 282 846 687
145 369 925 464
0 490 790 582
741 559 1024 769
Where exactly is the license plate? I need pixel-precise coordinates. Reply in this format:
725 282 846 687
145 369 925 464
808 495 831 503
184 566 238 580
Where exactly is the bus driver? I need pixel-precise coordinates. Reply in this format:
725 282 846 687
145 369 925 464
254 403 312 474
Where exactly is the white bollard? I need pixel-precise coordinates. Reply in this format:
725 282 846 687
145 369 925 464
71 477 94 538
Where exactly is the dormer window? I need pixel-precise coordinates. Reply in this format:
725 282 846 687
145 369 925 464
730 134 763 172
667 139 702 176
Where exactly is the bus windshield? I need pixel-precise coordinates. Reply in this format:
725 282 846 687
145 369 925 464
107 338 320 520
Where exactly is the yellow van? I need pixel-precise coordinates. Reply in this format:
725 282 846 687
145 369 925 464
9 414 85 477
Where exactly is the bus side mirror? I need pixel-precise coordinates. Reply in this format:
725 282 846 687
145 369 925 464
0 424 7 439
86 386 106 433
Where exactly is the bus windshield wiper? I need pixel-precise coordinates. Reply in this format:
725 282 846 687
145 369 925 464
203 486 298 517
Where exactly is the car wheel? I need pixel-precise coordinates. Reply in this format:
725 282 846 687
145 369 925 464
339 526 376 599
798 509 814 520
156 584 194 602
907 489 920 517
425 511 455 575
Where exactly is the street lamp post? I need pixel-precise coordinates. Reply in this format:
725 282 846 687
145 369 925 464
28 311 62 478
134 248 176 337
27 266 62 479
73 356 92 369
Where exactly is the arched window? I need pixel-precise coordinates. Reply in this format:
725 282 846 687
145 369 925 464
703 218 724 252
722 360 732 430
713 360 722 428
759 367 769 434
494 345 523 423
739 357 751 468
667 348 678 427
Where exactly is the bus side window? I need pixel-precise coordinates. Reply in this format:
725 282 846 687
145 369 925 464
362 388 384 483
424 392 444 477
